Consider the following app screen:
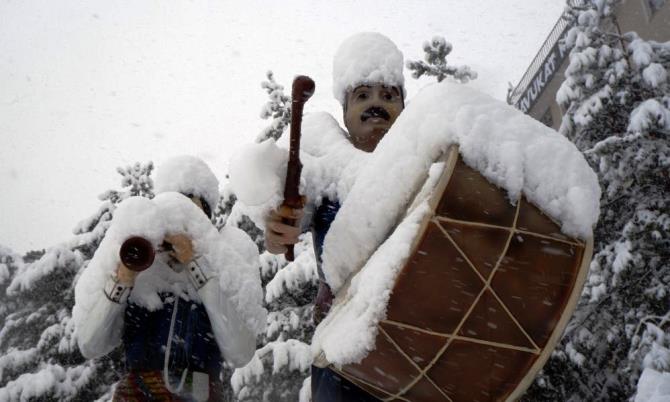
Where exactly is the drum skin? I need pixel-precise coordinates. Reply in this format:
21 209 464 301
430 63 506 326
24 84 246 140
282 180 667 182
331 146 593 402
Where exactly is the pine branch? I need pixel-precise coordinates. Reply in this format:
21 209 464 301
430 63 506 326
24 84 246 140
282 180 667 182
256 71 292 143
406 36 477 83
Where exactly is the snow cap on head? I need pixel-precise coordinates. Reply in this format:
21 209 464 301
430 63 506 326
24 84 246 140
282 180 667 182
333 32 405 105
154 155 220 214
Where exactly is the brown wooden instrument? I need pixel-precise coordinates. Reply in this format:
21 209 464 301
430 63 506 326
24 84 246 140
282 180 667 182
283 75 315 261
330 146 593 402
119 236 155 272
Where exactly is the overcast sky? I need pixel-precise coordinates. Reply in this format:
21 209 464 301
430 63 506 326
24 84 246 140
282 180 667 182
0 0 565 253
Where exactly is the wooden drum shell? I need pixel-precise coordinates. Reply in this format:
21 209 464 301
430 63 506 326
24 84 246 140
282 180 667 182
332 146 592 402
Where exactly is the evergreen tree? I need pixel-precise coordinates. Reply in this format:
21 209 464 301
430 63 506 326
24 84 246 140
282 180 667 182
256 70 292 143
230 238 317 402
213 183 238 231
406 36 477 83
0 162 153 401
525 1 670 400
0 246 22 320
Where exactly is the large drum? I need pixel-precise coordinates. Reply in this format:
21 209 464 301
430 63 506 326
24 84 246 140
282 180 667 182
328 146 593 402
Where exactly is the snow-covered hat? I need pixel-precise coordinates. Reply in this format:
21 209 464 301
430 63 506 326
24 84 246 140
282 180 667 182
154 155 220 215
332 32 405 105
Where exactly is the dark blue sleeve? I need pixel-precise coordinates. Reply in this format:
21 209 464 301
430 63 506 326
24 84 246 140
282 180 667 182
311 199 341 281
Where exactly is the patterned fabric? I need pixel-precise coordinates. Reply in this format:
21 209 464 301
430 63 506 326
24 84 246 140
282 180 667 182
113 370 225 402
113 371 180 402
311 198 341 281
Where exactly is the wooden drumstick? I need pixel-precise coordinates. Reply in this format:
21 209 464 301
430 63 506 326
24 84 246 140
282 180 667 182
283 75 315 261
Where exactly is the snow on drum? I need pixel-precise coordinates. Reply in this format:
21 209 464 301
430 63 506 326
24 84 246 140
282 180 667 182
311 82 600 402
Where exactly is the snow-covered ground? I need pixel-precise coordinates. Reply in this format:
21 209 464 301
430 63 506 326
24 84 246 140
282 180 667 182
0 0 564 253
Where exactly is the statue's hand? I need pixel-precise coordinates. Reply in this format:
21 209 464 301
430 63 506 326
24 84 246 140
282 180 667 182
164 233 194 264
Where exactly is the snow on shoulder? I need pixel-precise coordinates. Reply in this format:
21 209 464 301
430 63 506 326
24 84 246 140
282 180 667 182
300 112 368 203
229 111 367 214
229 139 288 208
312 81 600 367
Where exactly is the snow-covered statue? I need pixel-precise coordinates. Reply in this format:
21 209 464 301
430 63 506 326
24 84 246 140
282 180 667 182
260 31 406 401
73 155 266 401
231 31 601 402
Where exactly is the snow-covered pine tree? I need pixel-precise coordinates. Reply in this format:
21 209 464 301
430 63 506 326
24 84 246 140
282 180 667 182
230 237 317 401
213 183 237 231
406 36 477 83
215 184 265 254
0 162 154 401
256 70 292 143
0 246 23 319
524 1 670 400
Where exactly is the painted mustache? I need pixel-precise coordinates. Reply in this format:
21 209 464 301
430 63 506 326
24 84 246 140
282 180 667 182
361 106 391 122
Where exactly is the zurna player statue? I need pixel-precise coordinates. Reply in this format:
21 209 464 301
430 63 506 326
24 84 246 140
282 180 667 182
263 32 405 402
73 155 265 402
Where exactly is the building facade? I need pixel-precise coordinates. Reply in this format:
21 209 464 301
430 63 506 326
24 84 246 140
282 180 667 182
506 0 670 130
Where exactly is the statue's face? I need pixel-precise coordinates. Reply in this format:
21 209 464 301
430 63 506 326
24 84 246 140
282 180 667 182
343 84 403 152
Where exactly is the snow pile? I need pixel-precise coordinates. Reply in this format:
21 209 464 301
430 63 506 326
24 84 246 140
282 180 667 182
0 347 39 380
0 362 96 401
629 99 670 133
313 81 600 366
229 112 367 213
7 246 84 296
154 155 220 211
229 139 287 206
332 32 405 105
635 368 670 402
300 112 368 203
231 340 312 398
73 193 266 335
264 233 318 304
630 38 654 67
629 38 666 77
642 63 668 88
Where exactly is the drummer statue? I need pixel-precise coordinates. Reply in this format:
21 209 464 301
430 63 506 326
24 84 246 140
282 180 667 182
264 32 405 402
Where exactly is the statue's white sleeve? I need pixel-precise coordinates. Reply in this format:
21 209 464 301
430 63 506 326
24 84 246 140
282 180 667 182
196 275 256 367
73 264 128 359
190 227 266 368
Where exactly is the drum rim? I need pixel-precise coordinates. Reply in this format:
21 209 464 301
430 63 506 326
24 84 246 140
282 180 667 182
507 235 593 401
327 145 594 401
